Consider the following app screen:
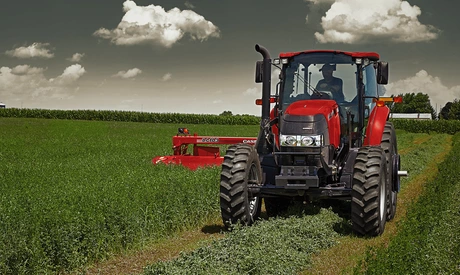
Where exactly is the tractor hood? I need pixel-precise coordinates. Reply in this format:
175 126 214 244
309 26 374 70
284 100 339 120
281 99 341 147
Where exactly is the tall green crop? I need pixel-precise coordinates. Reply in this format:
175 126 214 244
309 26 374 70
0 108 260 125
391 119 460 134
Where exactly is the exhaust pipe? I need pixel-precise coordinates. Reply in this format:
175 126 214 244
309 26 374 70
255 44 270 60
255 44 271 122
254 44 272 155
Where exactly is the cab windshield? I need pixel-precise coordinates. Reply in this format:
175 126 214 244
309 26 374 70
281 53 357 111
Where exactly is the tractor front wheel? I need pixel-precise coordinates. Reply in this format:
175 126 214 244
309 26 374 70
220 144 262 228
351 146 389 236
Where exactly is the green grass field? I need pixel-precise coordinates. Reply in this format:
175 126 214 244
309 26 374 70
0 117 456 274
358 133 460 274
0 118 257 274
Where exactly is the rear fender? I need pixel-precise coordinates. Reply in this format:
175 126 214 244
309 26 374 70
363 105 390 146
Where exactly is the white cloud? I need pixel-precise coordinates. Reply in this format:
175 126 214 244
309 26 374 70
385 70 460 110
112 68 142 79
5 42 54 59
312 0 439 44
50 64 86 85
243 87 259 96
212 99 223 104
161 73 172 81
67 53 85 62
93 0 220 48
272 68 281 80
0 64 86 100
121 99 135 103
184 1 195 9
304 0 335 4
98 79 107 87
10 65 45 75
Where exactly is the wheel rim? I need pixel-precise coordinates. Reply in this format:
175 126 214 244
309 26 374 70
248 162 260 216
379 174 386 222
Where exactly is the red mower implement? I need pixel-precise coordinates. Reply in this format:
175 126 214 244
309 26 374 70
153 128 257 170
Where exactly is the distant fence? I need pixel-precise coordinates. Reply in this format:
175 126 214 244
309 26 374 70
389 113 432 120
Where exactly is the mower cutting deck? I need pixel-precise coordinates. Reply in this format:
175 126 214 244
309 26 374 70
152 128 257 170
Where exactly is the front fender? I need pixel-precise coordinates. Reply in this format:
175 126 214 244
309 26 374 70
363 105 390 146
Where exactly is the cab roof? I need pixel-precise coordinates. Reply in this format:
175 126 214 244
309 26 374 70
279 50 380 61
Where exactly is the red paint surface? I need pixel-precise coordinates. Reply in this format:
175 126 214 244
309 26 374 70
279 50 380 61
363 105 390 146
153 135 257 170
284 100 341 147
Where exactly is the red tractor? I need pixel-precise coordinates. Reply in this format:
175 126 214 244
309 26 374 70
220 44 406 236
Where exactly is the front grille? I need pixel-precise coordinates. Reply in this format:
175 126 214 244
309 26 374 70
278 147 322 166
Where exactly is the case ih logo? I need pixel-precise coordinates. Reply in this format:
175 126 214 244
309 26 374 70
243 139 256 144
200 137 219 142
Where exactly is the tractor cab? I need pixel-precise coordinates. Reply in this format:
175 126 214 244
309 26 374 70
271 50 388 145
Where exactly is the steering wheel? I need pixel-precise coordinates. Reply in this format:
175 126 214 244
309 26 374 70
311 90 333 100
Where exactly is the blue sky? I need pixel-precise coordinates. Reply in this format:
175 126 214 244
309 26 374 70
0 0 458 115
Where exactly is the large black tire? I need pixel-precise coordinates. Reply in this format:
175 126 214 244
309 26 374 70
351 146 389 236
220 144 262 228
264 197 291 217
381 122 398 221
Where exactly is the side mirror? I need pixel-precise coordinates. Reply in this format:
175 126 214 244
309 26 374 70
377 61 389 85
255 61 263 83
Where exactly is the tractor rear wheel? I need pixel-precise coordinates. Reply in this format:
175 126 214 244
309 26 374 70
381 121 398 221
351 146 389 236
220 144 262 228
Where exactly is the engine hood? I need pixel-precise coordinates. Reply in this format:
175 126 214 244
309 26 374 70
284 100 339 120
280 99 341 147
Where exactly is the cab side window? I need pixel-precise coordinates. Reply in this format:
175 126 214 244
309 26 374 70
363 65 377 118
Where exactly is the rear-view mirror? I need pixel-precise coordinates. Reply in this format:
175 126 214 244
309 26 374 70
255 61 263 83
377 61 389 85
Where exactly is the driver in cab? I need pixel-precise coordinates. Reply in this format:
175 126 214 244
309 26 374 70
315 64 344 102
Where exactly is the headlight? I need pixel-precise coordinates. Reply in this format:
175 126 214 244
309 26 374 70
301 136 314 146
280 134 323 147
283 135 298 146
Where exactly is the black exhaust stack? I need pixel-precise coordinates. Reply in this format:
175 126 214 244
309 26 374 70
255 44 271 121
255 44 272 155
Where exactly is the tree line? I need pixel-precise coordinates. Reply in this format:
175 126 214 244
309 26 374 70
384 92 460 120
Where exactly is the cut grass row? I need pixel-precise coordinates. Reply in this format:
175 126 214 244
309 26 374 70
142 131 452 275
145 209 343 275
